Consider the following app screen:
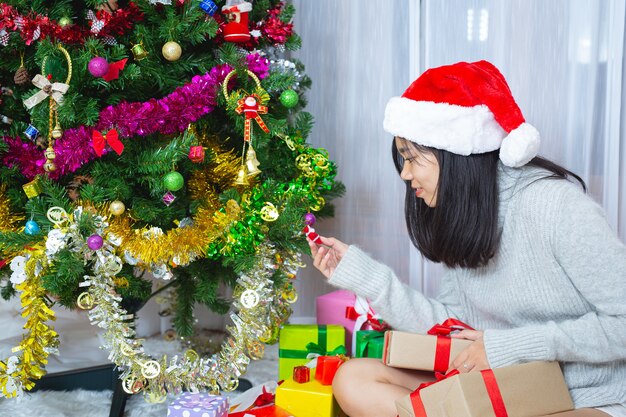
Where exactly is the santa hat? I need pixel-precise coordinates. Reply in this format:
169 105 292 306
383 60 540 167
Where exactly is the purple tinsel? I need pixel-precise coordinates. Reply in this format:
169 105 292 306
1 62 270 180
246 53 270 80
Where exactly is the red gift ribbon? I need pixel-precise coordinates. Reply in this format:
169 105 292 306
235 95 270 142
345 306 390 332
254 386 275 407
92 128 124 157
410 369 508 417
427 318 474 373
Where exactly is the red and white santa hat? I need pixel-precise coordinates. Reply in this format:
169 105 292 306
383 60 540 167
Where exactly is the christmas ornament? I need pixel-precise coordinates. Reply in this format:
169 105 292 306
279 89 299 108
234 167 249 186
0 115 12 125
87 234 104 250
77 292 94 310
245 145 261 176
44 146 56 161
43 161 57 172
303 224 322 244
109 200 126 216
58 16 72 27
199 0 218 15
14 66 29 85
162 191 177 206
304 213 316 226
163 171 184 191
24 220 40 235
24 124 39 141
260 202 279 222
188 145 205 163
102 58 128 82
22 178 43 199
131 42 149 61
161 41 182 62
221 0 252 43
92 129 124 156
88 56 109 77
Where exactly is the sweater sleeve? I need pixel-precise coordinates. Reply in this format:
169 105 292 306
484 182 626 367
328 245 464 332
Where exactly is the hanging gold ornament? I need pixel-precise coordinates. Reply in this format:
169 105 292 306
235 167 249 186
43 161 57 172
109 200 126 216
44 146 56 160
51 123 63 139
245 144 261 177
162 41 182 62
131 42 149 61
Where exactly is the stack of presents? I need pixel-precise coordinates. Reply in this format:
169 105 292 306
167 289 575 417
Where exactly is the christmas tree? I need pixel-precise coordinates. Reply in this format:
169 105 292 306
0 0 343 400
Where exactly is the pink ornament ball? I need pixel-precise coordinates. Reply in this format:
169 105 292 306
304 213 316 226
88 57 109 77
87 234 104 250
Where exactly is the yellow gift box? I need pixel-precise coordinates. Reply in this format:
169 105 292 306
275 378 346 417
278 324 345 381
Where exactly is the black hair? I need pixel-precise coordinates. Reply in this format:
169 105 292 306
392 139 586 269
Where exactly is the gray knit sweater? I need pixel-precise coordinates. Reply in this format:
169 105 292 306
328 164 626 409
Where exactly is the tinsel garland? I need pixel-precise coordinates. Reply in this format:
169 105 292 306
0 184 24 231
0 2 143 46
0 248 58 398
1 62 273 180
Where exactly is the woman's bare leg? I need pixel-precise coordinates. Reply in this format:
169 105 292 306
332 358 435 417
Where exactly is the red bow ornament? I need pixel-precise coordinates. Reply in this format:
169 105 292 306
92 128 124 157
235 94 270 142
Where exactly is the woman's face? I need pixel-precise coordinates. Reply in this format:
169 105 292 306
395 137 440 207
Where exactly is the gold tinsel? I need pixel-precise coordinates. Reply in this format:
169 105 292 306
0 184 25 232
0 248 57 398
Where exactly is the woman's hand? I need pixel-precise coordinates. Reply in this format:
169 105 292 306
450 330 490 373
307 235 349 279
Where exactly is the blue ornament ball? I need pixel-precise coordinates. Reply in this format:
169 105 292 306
25 220 40 235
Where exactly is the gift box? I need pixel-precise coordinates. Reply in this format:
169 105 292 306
384 320 473 372
315 356 344 385
316 290 385 355
275 378 346 417
229 405 293 417
396 361 574 417
355 330 385 358
278 324 345 381
169 392 229 417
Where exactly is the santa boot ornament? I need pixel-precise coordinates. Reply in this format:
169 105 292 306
222 0 252 43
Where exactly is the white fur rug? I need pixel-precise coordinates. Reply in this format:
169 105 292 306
0 341 279 417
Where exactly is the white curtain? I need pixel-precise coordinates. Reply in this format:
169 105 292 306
291 0 626 319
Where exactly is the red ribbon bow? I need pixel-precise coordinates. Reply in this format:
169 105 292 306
235 95 270 142
410 369 508 417
102 58 128 82
92 128 124 157
345 306 390 332
427 318 474 373
254 386 275 407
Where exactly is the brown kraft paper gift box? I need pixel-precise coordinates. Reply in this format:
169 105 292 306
396 361 574 417
383 331 473 372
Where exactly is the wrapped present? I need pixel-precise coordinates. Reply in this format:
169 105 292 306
293 365 310 383
354 330 385 358
275 378 346 417
314 356 344 385
278 324 345 381
396 361 574 417
316 290 388 355
228 405 293 417
169 392 229 417
384 319 473 372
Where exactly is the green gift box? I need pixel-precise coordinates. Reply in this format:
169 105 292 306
278 324 346 381
355 330 385 358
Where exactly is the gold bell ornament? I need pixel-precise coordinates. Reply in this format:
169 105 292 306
245 144 261 177
131 42 149 61
235 167 249 186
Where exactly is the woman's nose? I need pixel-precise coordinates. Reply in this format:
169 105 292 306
400 162 412 180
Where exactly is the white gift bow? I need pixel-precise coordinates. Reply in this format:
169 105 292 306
350 295 380 355
23 74 69 109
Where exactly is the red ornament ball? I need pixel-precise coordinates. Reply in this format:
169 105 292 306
88 57 109 78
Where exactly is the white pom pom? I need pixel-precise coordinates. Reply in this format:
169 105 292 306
499 123 541 167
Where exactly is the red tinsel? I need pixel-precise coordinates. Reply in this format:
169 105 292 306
258 2 293 45
0 2 143 46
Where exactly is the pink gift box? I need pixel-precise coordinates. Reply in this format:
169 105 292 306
316 290 382 355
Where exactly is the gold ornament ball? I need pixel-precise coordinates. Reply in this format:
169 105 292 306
43 161 56 172
51 126 63 139
109 200 126 216
162 41 182 61
44 146 56 160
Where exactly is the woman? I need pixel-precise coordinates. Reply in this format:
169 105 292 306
307 61 626 417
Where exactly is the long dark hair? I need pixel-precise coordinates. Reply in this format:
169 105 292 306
392 139 586 269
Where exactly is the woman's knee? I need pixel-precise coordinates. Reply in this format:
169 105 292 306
333 358 384 397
